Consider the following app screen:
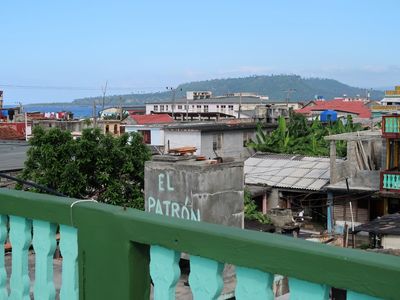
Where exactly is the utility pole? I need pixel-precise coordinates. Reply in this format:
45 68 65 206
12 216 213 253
166 87 182 120
284 89 296 108
93 100 97 128
238 92 242 119
0 90 3 112
186 96 189 121
367 88 373 130
101 81 108 111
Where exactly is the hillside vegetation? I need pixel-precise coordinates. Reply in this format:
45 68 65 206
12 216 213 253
73 75 383 106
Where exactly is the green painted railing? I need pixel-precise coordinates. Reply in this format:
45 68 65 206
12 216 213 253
382 172 400 190
383 116 400 134
0 189 399 299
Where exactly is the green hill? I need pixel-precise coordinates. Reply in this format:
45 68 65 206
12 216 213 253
72 75 384 106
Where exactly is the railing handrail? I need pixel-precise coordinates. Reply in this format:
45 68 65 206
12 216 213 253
1 188 399 299
381 169 400 174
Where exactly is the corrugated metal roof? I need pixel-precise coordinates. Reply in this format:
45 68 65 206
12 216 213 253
244 153 339 191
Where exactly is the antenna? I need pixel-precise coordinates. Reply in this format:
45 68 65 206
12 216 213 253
101 80 108 110
283 89 296 108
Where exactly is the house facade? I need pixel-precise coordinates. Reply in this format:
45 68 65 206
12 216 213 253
325 130 383 233
145 93 271 121
125 121 276 159
379 115 400 214
371 85 400 117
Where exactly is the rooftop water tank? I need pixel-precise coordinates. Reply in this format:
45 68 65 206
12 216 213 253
320 110 337 122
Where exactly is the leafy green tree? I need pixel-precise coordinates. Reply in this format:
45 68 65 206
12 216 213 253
244 189 270 224
18 126 151 209
249 113 362 157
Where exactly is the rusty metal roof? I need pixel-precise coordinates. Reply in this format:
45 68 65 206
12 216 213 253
244 153 339 191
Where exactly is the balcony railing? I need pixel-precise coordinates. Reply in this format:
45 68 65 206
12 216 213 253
0 188 399 299
382 115 400 137
380 170 400 192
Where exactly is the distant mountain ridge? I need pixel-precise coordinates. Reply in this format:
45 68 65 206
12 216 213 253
72 75 384 106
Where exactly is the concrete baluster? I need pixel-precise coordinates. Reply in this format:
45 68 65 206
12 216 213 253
388 174 393 189
347 290 382 300
9 215 32 300
33 220 57 300
389 118 394 132
394 175 398 189
383 174 387 189
0 215 8 300
59 225 78 300
235 266 274 300
150 245 180 300
288 278 329 300
189 255 224 300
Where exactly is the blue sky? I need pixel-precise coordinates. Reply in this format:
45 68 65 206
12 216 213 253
1 0 399 104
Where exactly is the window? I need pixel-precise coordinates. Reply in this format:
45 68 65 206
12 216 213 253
166 105 169 110
113 124 118 134
178 105 182 109
153 105 158 112
204 105 209 112
160 105 164 112
138 130 151 144
213 133 223 150
228 105 234 110
221 105 226 109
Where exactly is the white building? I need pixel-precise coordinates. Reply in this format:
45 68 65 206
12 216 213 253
124 121 277 159
145 93 273 121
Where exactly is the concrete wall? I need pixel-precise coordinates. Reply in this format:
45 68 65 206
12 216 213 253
164 130 201 154
33 120 83 132
268 189 280 209
382 235 400 249
144 157 244 228
330 138 382 186
201 130 255 160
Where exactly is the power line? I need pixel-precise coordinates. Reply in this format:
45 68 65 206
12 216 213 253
0 84 165 92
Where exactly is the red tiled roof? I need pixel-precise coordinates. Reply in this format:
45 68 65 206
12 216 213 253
131 114 174 125
296 99 371 118
127 109 145 116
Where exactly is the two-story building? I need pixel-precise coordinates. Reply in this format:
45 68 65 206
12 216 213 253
145 92 274 121
379 115 400 214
